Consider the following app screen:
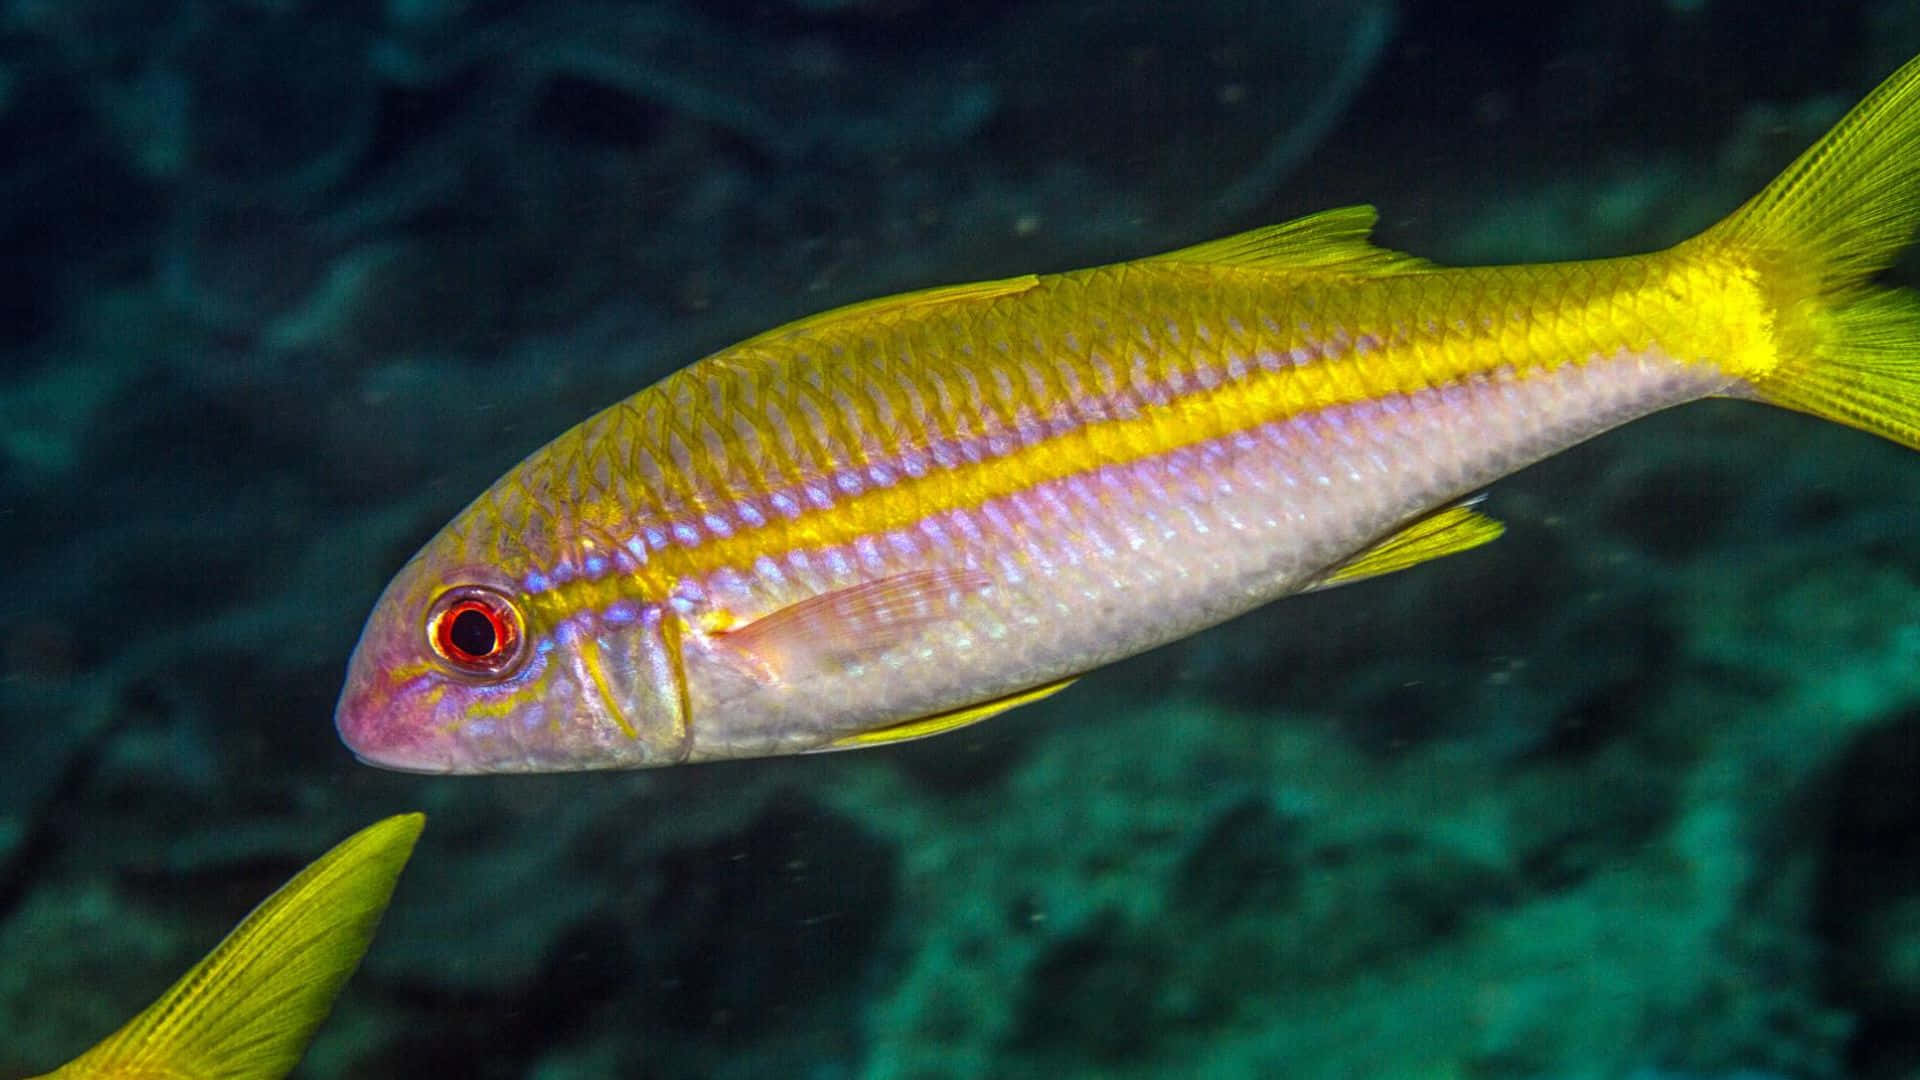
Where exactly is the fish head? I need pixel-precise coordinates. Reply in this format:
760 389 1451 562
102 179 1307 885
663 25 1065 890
335 495 691 773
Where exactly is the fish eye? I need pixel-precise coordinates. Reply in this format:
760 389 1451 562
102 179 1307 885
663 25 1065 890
426 586 525 676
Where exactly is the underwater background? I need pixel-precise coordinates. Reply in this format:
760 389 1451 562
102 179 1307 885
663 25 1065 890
5 1 1920 1077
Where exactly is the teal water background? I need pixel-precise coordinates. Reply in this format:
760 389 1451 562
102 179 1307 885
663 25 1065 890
4 2 1920 1076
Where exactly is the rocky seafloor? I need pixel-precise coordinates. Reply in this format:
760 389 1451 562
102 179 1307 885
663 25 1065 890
5 1 1920 1077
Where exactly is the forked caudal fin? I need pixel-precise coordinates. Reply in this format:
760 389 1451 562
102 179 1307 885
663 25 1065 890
35 813 425 1080
1693 51 1920 449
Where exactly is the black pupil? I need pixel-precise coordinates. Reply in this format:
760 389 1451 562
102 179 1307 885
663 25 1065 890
449 607 498 658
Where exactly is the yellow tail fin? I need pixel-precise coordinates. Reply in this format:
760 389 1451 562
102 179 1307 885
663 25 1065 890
38 813 425 1080
1695 52 1920 449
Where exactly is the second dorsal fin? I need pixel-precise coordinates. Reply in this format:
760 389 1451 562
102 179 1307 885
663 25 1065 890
1148 206 1435 276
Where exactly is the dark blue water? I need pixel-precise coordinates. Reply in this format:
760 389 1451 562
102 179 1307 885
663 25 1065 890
4 2 1920 1076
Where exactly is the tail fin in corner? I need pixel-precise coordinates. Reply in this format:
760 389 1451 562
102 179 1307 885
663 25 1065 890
1694 52 1920 450
38 813 425 1080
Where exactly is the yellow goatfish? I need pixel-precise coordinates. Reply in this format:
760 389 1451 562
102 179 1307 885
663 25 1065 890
338 55 1920 773
28 814 423 1080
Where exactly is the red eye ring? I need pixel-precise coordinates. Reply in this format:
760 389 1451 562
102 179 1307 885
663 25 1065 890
427 587 524 676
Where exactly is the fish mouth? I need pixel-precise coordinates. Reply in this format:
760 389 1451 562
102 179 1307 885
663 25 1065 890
350 750 457 775
336 695 463 775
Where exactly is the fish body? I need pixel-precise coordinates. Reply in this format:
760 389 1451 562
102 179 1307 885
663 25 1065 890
30 814 423 1080
337 55 1920 773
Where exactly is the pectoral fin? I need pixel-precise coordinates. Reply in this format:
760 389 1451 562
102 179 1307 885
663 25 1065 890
817 677 1078 751
712 567 994 683
1314 503 1505 589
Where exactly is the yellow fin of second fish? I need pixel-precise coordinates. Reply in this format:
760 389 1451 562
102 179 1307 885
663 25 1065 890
1148 205 1436 276
40 813 426 1080
819 677 1078 751
1315 504 1506 589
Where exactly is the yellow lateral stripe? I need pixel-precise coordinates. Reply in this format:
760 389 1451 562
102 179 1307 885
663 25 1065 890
531 250 1773 624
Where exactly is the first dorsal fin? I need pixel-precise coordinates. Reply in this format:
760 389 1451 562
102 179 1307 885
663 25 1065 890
1149 205 1436 276
751 274 1042 343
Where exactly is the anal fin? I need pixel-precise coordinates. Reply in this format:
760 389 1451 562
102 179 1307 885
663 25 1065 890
1314 503 1504 589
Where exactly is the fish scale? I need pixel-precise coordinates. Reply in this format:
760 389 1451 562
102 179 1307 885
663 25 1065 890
339 54 1920 772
